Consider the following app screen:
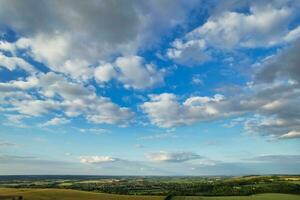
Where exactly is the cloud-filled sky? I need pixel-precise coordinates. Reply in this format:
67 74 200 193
0 0 300 175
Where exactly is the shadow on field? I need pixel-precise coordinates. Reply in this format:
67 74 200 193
0 196 23 200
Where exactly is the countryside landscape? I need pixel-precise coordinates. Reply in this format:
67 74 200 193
1 175 300 199
0 0 300 199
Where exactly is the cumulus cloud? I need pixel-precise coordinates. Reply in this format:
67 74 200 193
0 0 200 72
0 72 134 125
0 76 38 91
142 37 300 138
95 56 165 89
42 117 70 127
0 0 199 94
146 151 202 163
80 156 117 164
94 63 117 83
167 39 210 65
141 93 226 128
239 40 300 139
167 1 300 64
255 41 300 83
0 52 36 74
2 38 165 89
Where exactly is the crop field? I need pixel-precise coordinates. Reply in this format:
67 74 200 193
0 188 165 200
0 176 300 200
172 193 300 200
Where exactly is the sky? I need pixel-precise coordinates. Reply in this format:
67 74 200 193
0 0 300 175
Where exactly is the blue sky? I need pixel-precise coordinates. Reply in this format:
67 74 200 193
0 0 300 175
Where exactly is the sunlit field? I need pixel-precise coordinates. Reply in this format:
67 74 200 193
0 188 164 200
173 194 300 200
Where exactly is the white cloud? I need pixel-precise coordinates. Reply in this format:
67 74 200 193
0 52 36 73
80 156 117 164
279 131 300 139
28 33 71 67
193 4 293 48
115 56 164 89
95 56 165 89
2 35 93 81
2 37 165 89
11 99 60 117
0 72 134 125
141 93 225 128
61 59 93 81
167 2 299 64
146 151 202 162
0 0 200 80
0 76 38 92
167 39 210 65
42 117 70 126
284 25 300 42
94 63 116 83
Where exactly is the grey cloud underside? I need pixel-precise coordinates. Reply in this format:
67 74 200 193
255 41 300 83
0 0 299 141
143 40 300 138
0 0 198 61
0 0 202 127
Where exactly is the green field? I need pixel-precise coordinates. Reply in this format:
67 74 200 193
1 188 300 200
172 193 300 200
0 188 165 200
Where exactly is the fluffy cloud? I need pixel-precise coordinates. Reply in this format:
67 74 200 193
42 117 70 127
167 39 210 65
167 1 300 64
255 41 300 83
0 0 198 90
146 151 202 162
94 63 116 83
2 38 165 89
143 38 300 138
1 36 93 81
0 52 36 74
0 76 38 91
95 56 165 89
141 93 226 128
1 72 134 125
191 4 295 48
80 156 117 164
0 0 199 70
240 40 300 139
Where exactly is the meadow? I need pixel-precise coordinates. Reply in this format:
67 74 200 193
172 193 300 200
0 188 164 200
1 189 300 200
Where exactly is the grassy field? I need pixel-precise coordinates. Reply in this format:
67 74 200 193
172 193 300 200
0 188 165 200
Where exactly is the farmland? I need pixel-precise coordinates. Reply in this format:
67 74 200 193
0 175 300 199
172 193 300 200
0 188 164 200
